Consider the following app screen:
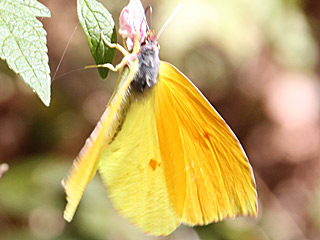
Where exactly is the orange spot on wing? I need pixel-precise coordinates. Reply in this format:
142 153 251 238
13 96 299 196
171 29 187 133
203 132 210 141
149 158 157 171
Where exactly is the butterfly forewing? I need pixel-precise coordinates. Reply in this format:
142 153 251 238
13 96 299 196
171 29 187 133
155 61 257 225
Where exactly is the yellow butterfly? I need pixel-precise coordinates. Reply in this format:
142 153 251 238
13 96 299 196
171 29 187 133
63 0 257 236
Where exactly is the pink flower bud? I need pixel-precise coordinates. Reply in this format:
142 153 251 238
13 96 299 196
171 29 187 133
119 0 147 50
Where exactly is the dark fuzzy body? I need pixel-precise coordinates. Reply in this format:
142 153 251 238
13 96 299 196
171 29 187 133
108 40 160 144
131 40 160 92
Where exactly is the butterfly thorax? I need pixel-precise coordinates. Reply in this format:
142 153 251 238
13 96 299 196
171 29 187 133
131 39 160 92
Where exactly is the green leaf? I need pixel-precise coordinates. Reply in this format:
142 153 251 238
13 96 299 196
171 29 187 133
0 0 51 106
77 0 117 79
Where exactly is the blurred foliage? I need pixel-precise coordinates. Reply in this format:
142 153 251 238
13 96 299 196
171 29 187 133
1 0 320 239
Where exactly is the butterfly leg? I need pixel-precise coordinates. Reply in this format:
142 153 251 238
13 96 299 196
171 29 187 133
99 63 123 72
100 31 129 56
85 63 120 72
87 32 136 72
86 54 131 72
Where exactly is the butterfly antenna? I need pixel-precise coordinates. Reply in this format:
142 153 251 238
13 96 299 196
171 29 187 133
52 23 79 82
145 5 153 30
157 2 182 39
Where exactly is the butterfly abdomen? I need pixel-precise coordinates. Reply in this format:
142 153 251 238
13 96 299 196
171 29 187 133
131 40 160 92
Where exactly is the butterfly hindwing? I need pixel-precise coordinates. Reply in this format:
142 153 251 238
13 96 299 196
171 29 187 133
155 61 257 225
98 70 181 236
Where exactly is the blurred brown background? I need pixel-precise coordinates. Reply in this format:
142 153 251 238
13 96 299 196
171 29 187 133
1 0 320 239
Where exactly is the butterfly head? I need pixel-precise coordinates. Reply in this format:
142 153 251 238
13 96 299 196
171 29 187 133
141 31 159 51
